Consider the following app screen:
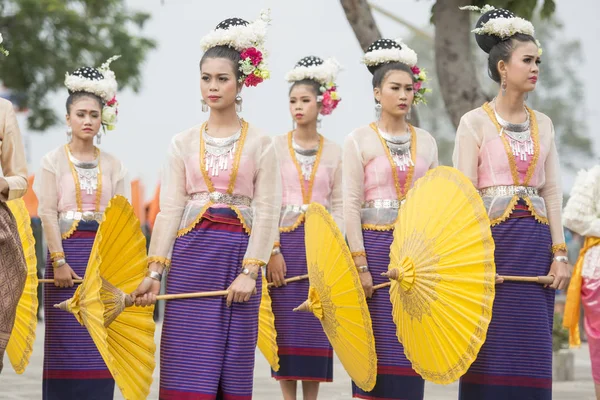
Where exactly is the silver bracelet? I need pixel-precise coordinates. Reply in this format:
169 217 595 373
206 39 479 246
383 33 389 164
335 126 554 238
553 255 568 264
271 246 281 256
357 265 369 273
146 270 162 282
241 267 258 280
52 258 67 269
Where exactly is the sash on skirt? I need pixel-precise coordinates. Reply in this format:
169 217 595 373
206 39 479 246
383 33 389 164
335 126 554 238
271 224 333 382
43 221 115 400
0 201 27 373
160 208 261 400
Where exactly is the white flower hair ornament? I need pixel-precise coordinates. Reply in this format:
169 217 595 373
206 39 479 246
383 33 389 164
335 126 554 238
362 38 429 105
286 56 343 115
0 33 9 56
200 10 272 87
461 5 542 56
64 55 121 136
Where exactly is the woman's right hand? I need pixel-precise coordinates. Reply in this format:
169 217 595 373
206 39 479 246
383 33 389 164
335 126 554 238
53 264 82 288
266 253 287 287
354 255 373 298
131 277 161 307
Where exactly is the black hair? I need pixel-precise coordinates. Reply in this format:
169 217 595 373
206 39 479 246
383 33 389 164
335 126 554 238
66 91 103 114
289 79 321 98
473 8 538 83
486 33 537 83
200 45 243 82
372 62 416 89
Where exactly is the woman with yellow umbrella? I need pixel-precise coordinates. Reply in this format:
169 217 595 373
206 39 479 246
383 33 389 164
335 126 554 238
267 55 343 399
343 38 437 399
0 40 28 374
454 6 570 399
36 57 128 399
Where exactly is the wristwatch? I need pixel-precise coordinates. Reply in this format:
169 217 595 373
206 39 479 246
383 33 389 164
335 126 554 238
146 270 163 282
553 255 568 264
357 265 369 273
241 267 259 280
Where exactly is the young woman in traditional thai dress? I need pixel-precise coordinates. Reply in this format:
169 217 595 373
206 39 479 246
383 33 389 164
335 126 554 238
563 166 600 399
454 6 571 399
0 94 29 374
131 11 281 400
344 39 437 400
267 56 343 400
37 58 127 399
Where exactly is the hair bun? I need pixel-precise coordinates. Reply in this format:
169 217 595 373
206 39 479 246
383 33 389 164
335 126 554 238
215 17 249 30
71 66 104 82
474 8 515 53
296 55 324 68
365 38 402 74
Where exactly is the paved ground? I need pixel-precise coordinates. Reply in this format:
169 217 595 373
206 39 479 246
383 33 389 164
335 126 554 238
1 322 595 399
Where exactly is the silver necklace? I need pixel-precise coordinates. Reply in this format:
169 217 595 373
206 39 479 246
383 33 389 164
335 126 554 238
494 106 533 162
203 124 241 177
378 126 414 171
292 134 319 181
69 153 99 195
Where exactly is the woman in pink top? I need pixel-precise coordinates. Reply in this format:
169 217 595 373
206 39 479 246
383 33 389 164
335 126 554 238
37 58 125 399
132 11 281 400
267 56 342 399
344 39 437 400
454 6 571 400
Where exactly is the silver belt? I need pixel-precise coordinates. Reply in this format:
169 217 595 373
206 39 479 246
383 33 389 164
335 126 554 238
479 185 539 198
60 211 104 222
190 191 252 207
282 204 310 213
363 199 405 209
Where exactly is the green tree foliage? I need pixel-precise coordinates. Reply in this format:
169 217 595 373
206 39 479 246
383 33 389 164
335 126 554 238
0 0 156 130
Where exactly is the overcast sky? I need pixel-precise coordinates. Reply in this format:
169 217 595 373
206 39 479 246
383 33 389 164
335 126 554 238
21 0 600 199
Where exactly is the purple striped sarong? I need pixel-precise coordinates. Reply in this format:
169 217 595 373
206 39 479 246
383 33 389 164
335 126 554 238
459 211 554 400
43 222 115 400
270 224 333 382
352 229 424 400
159 208 261 400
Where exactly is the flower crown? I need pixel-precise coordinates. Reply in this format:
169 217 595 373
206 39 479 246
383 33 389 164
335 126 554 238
286 56 342 115
460 5 542 56
362 38 429 105
64 55 120 132
200 10 271 87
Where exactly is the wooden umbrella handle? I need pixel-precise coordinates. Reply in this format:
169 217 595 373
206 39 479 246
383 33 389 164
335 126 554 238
373 282 391 291
266 274 309 288
156 289 229 300
39 279 83 284
499 275 554 285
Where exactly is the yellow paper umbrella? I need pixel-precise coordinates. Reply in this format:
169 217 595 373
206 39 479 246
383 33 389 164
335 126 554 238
257 274 279 371
5 198 39 374
385 166 495 384
57 195 156 400
295 203 377 392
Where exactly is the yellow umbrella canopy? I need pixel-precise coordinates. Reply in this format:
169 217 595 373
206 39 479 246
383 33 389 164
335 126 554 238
57 195 156 400
298 203 377 392
257 274 280 371
386 166 495 384
5 198 39 374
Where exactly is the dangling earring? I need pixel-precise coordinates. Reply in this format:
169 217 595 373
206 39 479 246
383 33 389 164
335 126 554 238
66 126 72 142
407 107 412 121
96 132 102 145
501 75 507 96
292 120 297 130
375 102 382 120
201 99 208 113
317 119 322 130
235 95 242 113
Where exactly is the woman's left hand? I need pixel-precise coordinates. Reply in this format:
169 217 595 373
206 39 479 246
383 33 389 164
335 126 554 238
547 256 571 291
